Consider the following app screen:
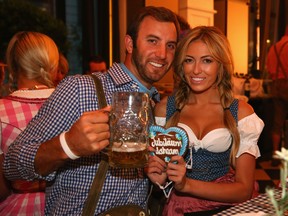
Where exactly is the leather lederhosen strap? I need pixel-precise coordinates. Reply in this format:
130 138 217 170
82 75 109 216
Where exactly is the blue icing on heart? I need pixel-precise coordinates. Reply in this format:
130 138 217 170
148 125 188 160
164 156 171 163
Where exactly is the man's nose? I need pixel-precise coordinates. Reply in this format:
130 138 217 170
155 44 167 59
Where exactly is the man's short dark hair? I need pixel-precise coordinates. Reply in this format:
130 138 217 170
89 55 105 63
126 6 180 47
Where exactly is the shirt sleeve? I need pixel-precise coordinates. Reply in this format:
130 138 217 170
3 75 96 181
236 113 265 158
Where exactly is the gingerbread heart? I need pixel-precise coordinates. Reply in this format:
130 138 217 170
149 125 188 163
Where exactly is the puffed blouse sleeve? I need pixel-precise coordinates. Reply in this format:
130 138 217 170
236 112 264 158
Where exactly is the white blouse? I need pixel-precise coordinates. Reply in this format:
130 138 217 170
10 88 55 99
155 113 264 158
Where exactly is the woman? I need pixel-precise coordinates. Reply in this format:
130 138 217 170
0 31 59 215
146 26 264 215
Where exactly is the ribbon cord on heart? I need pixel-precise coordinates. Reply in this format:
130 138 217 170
155 181 174 198
186 142 193 169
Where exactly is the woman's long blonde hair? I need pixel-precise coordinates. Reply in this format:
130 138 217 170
166 26 239 167
6 31 59 90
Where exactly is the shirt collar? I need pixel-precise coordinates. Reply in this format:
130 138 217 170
108 63 132 86
119 63 160 102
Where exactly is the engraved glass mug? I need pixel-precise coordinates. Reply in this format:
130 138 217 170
108 91 152 168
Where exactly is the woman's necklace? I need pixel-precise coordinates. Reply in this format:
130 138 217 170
18 85 49 91
30 85 49 90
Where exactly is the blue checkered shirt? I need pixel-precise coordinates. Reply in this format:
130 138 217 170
4 63 158 215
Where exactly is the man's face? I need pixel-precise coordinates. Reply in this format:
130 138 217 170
131 16 177 88
89 62 107 73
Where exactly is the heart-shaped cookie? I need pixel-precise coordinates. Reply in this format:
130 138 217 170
149 125 188 163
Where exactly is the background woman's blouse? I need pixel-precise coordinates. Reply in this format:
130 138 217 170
0 88 54 216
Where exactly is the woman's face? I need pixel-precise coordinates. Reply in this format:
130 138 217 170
183 40 219 93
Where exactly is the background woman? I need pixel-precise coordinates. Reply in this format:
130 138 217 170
0 31 59 215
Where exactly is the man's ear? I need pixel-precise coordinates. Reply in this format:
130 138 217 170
125 35 133 54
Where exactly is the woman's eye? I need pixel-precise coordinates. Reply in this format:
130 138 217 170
184 58 193 63
203 58 213 63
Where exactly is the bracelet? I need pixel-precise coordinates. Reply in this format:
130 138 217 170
59 131 80 160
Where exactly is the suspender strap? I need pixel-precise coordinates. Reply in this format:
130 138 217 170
90 74 107 108
82 75 109 216
166 95 238 124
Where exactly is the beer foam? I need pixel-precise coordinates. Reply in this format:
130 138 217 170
112 142 147 152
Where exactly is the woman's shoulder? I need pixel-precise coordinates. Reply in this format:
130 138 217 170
237 99 254 121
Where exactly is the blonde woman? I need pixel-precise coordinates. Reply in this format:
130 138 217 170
0 31 58 215
146 26 264 215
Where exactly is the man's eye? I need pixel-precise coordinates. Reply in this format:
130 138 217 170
148 39 157 44
167 43 176 50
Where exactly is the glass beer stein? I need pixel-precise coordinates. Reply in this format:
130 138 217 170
108 91 152 168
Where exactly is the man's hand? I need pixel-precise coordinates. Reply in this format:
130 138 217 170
35 106 111 176
65 106 111 156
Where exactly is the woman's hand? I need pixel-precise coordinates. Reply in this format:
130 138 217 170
145 146 167 185
166 155 187 191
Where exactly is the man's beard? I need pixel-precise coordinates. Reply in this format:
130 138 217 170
131 49 154 84
131 48 168 84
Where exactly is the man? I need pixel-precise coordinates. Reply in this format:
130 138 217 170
4 6 179 215
86 55 107 74
266 25 288 166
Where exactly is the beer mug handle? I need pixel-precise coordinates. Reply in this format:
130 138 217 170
138 107 149 125
139 94 155 126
